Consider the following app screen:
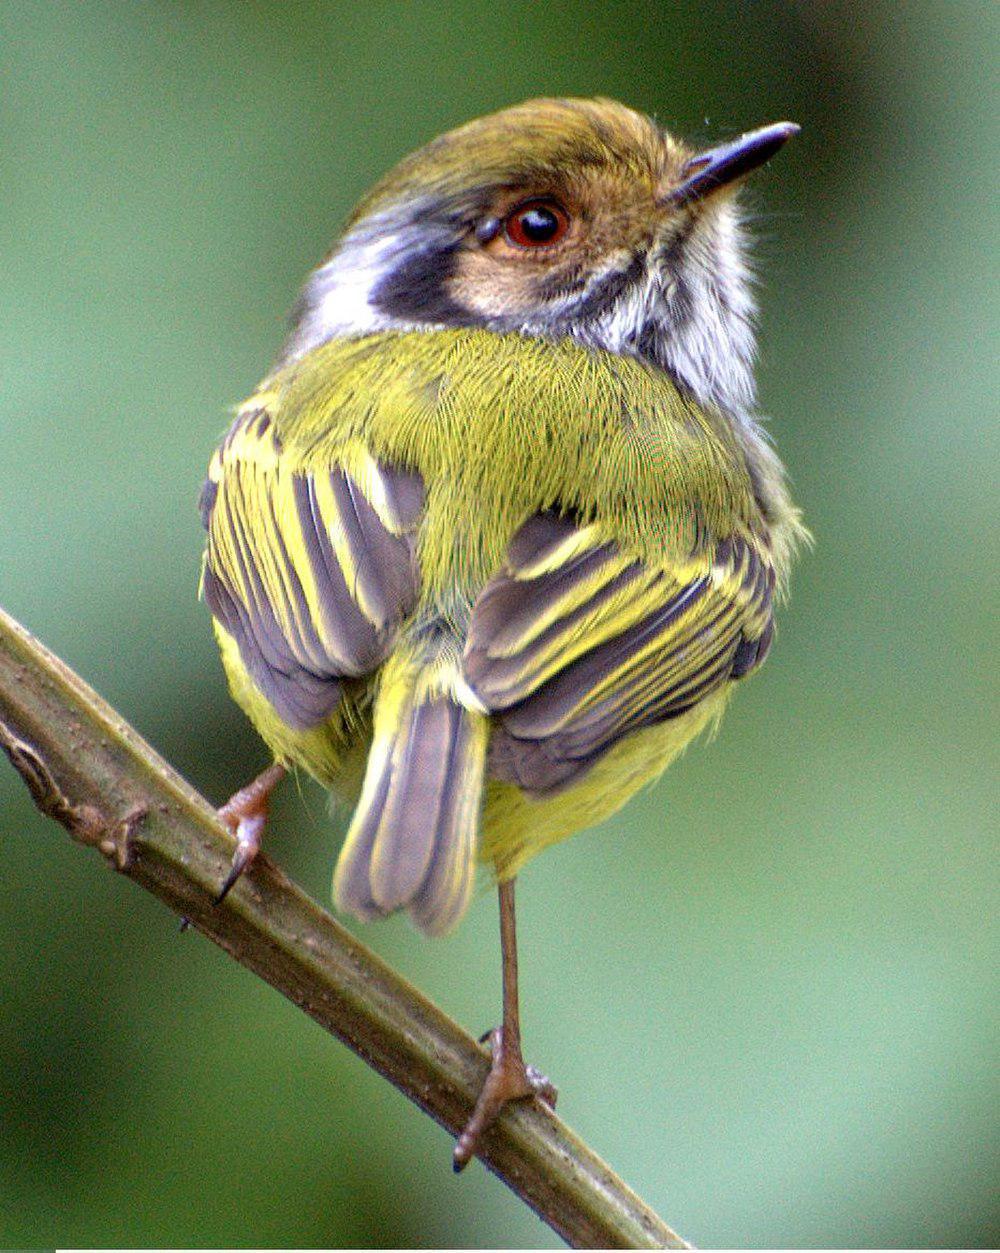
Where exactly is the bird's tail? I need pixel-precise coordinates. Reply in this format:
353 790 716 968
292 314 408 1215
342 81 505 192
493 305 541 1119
333 655 489 936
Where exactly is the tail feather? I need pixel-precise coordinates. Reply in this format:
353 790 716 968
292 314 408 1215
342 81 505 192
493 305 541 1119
334 674 488 935
409 717 484 935
370 700 458 911
330 743 390 922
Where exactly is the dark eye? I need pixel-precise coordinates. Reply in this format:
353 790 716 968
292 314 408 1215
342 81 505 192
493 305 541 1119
503 199 570 248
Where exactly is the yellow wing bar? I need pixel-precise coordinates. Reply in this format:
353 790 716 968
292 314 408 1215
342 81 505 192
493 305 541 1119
201 408 424 729
464 512 775 792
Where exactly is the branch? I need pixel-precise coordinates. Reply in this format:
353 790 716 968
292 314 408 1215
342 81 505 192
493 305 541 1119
0 605 689 1250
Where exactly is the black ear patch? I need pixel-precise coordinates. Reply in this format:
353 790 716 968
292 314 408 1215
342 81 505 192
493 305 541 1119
370 241 467 325
571 252 647 322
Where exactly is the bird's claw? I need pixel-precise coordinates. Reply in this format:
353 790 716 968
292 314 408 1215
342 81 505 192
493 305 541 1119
453 1027 556 1171
482 1027 557 1108
524 1062 558 1109
214 762 285 905
214 811 265 904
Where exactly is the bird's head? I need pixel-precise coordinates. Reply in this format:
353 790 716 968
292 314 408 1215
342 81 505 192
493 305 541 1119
282 98 797 420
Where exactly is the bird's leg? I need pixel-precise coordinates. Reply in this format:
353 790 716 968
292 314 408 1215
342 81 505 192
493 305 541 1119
214 762 287 904
453 878 556 1171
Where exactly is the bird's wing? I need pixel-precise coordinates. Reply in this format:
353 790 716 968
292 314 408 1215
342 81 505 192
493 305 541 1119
464 512 775 792
200 404 424 730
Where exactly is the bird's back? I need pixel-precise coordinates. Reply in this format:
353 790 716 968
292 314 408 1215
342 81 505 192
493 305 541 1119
201 327 798 925
247 328 766 565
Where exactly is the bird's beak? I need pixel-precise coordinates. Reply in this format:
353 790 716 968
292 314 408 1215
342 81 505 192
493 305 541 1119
669 121 800 205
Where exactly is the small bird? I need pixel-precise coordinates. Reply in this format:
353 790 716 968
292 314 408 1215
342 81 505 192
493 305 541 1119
199 97 805 1168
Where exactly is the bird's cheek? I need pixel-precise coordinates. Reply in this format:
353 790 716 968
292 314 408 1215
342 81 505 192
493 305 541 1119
448 250 549 322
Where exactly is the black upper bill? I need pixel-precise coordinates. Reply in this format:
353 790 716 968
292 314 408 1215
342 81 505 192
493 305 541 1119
670 121 800 205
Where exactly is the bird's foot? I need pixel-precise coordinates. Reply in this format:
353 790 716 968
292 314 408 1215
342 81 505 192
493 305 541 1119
214 762 286 904
453 1027 557 1171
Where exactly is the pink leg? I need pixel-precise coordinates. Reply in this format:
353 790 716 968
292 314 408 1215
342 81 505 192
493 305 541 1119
453 879 557 1171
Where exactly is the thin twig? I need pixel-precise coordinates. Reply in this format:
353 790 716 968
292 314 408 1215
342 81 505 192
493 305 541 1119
0 605 689 1250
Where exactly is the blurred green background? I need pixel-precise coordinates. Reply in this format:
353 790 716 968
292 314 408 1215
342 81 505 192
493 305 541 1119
2 1 996 1247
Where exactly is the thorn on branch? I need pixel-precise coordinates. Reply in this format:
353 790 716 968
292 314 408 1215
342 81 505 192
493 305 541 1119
99 804 149 871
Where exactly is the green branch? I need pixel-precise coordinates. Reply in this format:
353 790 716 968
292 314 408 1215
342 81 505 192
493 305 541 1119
0 605 689 1250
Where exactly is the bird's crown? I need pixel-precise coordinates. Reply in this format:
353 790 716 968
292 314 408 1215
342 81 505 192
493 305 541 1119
349 97 683 222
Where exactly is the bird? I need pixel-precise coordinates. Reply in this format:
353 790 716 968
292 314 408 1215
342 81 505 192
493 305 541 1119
198 97 805 1169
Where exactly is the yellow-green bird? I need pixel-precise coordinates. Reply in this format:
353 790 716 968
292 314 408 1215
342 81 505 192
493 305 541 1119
199 97 805 1168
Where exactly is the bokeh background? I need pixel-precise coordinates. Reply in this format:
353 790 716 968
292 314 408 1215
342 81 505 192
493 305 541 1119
2 2 996 1247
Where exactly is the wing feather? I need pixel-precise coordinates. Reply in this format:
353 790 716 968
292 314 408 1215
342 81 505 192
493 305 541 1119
465 512 774 792
202 406 424 730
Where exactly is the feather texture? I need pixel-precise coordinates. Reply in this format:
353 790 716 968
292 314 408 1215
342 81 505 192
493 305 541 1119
202 406 423 729
202 327 804 928
466 512 775 791
333 659 488 935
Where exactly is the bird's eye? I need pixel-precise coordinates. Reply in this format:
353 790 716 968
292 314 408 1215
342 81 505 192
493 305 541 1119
503 199 570 249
